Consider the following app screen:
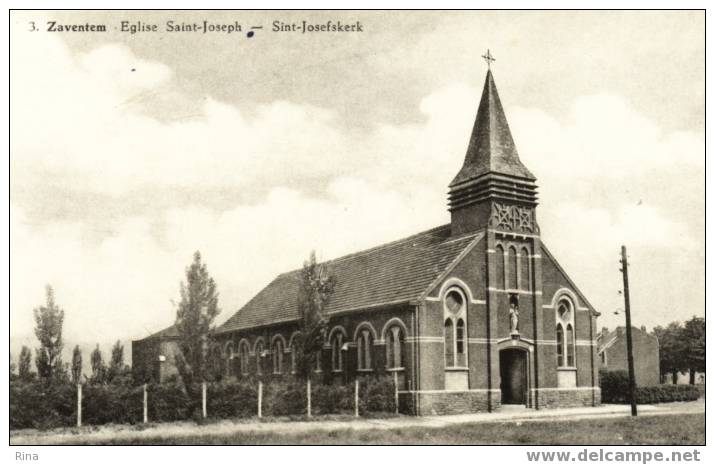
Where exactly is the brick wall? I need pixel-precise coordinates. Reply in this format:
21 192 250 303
401 390 501 415
534 387 601 409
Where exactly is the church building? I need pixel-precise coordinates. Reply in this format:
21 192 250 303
214 65 602 415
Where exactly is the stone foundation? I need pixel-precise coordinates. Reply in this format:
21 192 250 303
532 387 601 409
398 387 600 415
399 390 501 415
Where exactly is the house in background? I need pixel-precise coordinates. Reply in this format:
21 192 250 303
597 326 660 386
132 325 182 383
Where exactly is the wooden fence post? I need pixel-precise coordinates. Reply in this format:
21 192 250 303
354 379 359 417
393 371 399 415
307 378 312 417
202 381 207 419
76 383 82 427
143 383 148 423
257 380 263 419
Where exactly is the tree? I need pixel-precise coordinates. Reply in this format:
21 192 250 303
18 346 34 382
174 251 221 385
653 322 688 384
10 353 17 382
107 340 129 383
33 285 65 382
90 344 106 384
71 345 82 385
683 316 705 384
292 251 336 379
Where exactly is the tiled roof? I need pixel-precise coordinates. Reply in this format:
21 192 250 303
450 70 535 187
217 225 483 333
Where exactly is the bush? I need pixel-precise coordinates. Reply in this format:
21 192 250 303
10 381 75 430
360 375 396 413
10 374 401 430
310 382 351 414
264 380 306 416
635 385 700 403
600 370 700 404
83 384 144 425
147 382 192 422
205 379 258 419
599 370 630 403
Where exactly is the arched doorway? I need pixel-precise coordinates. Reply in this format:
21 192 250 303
500 348 528 405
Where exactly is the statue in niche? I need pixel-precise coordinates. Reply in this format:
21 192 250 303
509 295 520 334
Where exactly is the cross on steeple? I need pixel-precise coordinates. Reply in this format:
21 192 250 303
481 49 495 69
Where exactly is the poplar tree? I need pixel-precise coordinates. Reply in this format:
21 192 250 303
33 285 65 383
293 250 336 379
107 340 127 383
90 344 106 384
18 346 33 382
174 251 220 385
71 345 82 385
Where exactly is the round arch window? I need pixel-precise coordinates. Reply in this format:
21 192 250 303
445 290 465 315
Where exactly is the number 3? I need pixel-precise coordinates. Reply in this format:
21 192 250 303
28 21 36 32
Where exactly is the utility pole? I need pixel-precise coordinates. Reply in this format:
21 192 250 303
620 245 637 416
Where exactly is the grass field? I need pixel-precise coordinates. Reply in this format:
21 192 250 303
26 413 704 445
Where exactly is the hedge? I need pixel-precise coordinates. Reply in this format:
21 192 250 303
10 374 397 430
9 382 76 430
600 370 700 404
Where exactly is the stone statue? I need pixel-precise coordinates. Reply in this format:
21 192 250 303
509 303 519 333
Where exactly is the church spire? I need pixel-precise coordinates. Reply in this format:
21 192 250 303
450 69 535 188
448 61 538 236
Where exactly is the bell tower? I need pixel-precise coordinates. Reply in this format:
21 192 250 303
448 66 538 236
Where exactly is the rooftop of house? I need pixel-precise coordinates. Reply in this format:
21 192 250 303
134 324 180 342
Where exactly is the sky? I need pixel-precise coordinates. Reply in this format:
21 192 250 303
9 11 704 364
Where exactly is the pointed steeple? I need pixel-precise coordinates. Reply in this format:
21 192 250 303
448 66 538 236
450 70 534 187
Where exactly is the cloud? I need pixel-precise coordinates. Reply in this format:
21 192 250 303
10 32 703 362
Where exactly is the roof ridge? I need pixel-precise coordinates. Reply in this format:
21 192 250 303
276 223 454 277
216 223 483 334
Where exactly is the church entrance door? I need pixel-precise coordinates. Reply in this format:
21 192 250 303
500 348 527 405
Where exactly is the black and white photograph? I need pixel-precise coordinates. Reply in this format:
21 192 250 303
6 7 707 453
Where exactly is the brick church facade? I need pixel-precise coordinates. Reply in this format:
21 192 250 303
213 69 602 415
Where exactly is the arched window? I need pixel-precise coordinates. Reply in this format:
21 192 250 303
555 298 576 368
495 244 506 289
225 343 235 377
556 325 564 367
444 318 454 366
255 340 265 375
289 336 298 374
331 331 344 372
520 247 530 291
566 325 575 367
456 318 466 366
357 329 373 370
386 325 405 369
239 341 250 375
315 350 322 373
508 246 518 289
444 288 467 368
272 338 284 374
